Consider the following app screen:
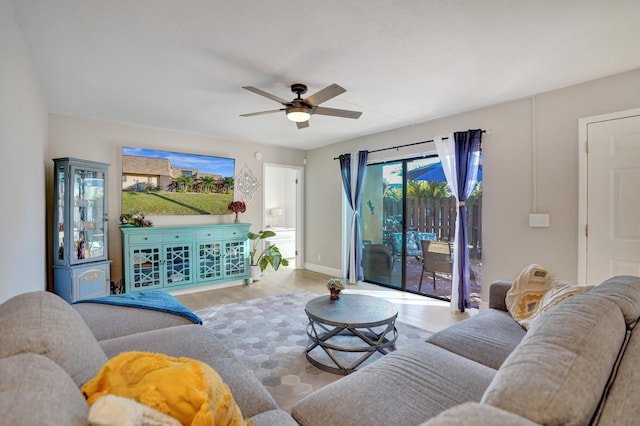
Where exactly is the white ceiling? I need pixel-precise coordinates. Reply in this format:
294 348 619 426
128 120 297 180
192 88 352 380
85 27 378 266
11 0 640 151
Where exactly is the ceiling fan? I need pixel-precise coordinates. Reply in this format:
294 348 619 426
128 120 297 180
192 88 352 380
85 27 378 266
240 83 362 129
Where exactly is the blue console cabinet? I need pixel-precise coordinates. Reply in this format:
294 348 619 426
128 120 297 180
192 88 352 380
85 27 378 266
121 224 250 293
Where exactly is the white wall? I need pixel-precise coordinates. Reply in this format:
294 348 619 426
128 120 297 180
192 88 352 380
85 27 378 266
0 0 48 303
305 69 640 301
47 115 306 284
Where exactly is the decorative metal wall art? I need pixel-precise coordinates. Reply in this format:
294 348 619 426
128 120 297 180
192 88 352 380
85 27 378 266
235 164 260 202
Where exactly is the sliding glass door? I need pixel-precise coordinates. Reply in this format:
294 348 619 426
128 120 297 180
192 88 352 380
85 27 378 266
360 160 403 289
361 155 483 307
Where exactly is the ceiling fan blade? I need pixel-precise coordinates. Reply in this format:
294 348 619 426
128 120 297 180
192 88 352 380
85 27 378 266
239 109 283 117
314 106 362 119
304 83 346 106
296 120 310 129
242 86 289 105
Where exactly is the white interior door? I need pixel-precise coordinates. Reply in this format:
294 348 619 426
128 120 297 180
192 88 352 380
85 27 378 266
578 109 640 285
263 164 304 268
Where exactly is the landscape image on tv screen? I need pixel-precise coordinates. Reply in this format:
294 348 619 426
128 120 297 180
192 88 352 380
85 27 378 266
121 146 235 215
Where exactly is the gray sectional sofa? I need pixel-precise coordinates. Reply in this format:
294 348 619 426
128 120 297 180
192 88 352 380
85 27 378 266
0 290 298 425
292 275 640 425
2 275 639 425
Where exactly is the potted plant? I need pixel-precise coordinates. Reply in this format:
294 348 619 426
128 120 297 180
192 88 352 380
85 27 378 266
327 278 346 299
247 230 289 281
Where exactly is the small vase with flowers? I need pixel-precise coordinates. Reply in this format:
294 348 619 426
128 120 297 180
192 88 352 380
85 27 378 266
227 201 246 223
327 278 346 300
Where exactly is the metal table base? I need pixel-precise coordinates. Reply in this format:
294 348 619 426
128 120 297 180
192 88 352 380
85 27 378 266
304 294 398 375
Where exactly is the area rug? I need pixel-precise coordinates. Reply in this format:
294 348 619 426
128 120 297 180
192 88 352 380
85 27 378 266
195 290 433 412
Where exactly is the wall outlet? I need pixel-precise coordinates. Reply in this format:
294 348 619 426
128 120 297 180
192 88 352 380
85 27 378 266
317 254 321 262
529 213 550 227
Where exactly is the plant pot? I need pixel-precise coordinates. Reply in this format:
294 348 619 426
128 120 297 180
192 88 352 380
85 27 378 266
250 265 261 282
330 289 341 300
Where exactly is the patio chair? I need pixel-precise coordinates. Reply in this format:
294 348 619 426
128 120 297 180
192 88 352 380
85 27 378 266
419 240 453 292
362 244 393 283
415 232 437 259
406 232 421 258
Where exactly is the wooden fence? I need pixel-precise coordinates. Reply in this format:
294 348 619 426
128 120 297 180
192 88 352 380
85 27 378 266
383 197 482 253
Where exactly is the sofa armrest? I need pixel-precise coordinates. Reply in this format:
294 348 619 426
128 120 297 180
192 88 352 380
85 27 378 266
73 303 195 341
488 280 512 312
420 402 539 425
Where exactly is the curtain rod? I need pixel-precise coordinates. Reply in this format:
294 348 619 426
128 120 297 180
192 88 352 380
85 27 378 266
332 129 485 160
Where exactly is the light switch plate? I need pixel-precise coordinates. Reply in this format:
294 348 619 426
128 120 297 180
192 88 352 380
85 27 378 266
529 213 550 227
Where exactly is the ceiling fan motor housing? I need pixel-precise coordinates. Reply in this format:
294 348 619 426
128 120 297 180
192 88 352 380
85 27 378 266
290 83 308 97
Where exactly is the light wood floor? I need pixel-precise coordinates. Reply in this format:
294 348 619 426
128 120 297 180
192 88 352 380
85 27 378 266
174 267 476 332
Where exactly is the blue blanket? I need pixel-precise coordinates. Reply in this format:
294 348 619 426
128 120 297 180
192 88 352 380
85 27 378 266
74 290 202 325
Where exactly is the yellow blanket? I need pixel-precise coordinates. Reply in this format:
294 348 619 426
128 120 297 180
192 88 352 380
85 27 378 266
82 351 252 426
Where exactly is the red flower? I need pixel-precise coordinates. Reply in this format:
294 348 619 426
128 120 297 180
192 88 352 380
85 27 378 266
228 201 246 214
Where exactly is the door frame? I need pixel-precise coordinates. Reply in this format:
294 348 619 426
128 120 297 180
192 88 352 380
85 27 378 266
263 163 304 269
577 107 640 283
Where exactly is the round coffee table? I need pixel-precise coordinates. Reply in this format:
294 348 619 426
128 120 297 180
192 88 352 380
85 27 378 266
305 293 398 375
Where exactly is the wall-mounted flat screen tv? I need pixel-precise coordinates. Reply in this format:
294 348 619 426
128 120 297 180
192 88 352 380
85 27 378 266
121 146 235 215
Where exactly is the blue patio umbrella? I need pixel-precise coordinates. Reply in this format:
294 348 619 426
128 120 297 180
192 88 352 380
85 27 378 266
406 161 482 182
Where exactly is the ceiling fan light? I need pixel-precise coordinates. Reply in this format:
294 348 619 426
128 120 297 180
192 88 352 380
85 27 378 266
287 107 311 122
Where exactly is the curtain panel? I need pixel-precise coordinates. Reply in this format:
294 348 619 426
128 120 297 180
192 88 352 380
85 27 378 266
435 130 482 312
339 151 368 283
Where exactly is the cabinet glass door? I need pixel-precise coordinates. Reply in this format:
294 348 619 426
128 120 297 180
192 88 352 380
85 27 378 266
130 247 161 289
197 241 223 281
164 244 193 286
54 164 66 262
224 240 247 277
72 166 107 263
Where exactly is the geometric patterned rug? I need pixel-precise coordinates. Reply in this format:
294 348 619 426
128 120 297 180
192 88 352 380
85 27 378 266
195 290 433 412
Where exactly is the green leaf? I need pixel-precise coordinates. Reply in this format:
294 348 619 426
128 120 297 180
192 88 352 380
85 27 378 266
259 230 276 239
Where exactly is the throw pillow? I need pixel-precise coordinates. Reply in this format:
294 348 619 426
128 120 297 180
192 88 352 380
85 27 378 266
82 351 252 426
506 264 592 329
506 264 558 326
521 283 594 329
88 394 180 426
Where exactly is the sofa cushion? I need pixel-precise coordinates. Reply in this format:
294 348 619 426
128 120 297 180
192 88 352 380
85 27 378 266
594 326 640 425
83 351 251 426
99 324 278 419
0 291 108 386
420 402 539 426
73 302 194 341
292 342 496 426
426 309 526 369
248 409 300 426
487 280 512 311
482 294 627 425
589 275 640 326
0 353 89 426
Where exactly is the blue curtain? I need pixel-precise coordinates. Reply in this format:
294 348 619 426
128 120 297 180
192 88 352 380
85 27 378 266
453 130 483 311
339 151 368 282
